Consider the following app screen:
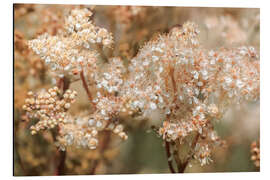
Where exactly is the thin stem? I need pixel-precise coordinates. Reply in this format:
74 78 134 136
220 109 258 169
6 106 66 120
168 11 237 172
89 160 99 175
62 76 70 92
171 141 182 172
53 76 70 175
165 140 176 173
169 66 177 96
52 127 67 175
166 66 181 173
80 70 96 109
57 77 63 90
55 150 66 175
169 66 179 109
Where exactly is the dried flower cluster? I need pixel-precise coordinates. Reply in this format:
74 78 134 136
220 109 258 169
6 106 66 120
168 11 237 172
123 22 259 166
56 112 127 151
22 87 77 134
21 7 260 174
28 8 113 79
26 8 128 152
64 8 113 47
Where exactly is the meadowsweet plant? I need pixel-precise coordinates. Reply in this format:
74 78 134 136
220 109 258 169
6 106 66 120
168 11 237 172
19 6 260 175
26 8 127 153
123 22 259 171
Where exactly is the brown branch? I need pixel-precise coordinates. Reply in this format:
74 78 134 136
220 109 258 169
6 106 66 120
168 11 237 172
53 76 70 175
80 70 96 109
167 66 182 173
165 140 176 173
89 159 99 175
52 126 67 175
54 150 66 175
80 70 92 101
169 67 177 94
57 78 63 90
171 141 183 173
169 66 178 104
51 128 68 175
62 76 70 92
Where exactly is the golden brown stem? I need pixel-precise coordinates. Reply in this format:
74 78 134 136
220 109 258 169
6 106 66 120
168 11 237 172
53 76 70 175
54 150 66 175
80 70 96 109
171 141 183 172
169 66 178 105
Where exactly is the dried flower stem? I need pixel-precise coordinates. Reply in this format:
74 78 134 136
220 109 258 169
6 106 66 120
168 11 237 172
89 160 99 175
167 66 182 173
169 66 177 100
57 76 70 93
166 133 200 173
179 133 200 173
54 76 70 175
57 77 63 89
165 140 176 173
51 127 67 175
55 150 66 175
80 70 95 109
171 142 182 173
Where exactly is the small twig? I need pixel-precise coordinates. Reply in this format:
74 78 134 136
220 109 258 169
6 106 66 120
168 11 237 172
165 140 176 173
55 150 66 175
62 76 70 92
80 70 92 101
169 66 179 110
169 66 177 96
53 76 70 175
89 159 99 175
80 70 96 109
57 77 63 90
171 141 182 173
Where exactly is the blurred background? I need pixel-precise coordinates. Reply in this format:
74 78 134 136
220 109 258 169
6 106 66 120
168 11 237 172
14 4 260 175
